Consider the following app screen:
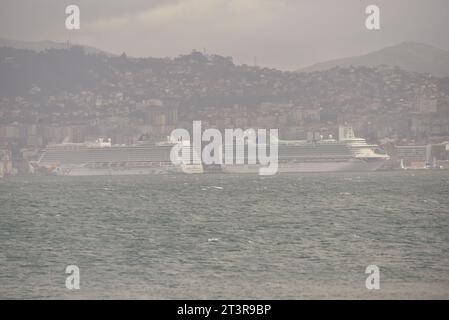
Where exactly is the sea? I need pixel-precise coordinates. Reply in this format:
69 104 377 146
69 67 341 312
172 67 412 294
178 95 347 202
1 171 448 299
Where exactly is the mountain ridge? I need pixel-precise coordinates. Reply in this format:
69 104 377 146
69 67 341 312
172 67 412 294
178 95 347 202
298 42 449 77
0 37 115 57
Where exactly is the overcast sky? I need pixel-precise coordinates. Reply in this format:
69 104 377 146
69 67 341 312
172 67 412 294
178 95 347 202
1 0 448 70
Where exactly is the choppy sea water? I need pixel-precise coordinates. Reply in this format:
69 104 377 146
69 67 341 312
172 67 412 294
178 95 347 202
0 171 449 299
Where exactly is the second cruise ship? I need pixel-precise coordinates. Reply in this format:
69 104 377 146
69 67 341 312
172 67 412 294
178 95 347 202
221 126 389 173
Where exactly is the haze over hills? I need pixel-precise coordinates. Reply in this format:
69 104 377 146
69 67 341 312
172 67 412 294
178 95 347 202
1 44 449 147
298 42 449 78
0 37 114 57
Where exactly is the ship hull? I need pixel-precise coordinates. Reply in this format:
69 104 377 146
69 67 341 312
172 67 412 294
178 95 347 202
48 164 189 176
221 158 386 174
47 163 206 176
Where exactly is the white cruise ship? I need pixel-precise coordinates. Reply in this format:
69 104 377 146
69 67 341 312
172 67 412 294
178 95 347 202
33 138 203 176
221 125 389 173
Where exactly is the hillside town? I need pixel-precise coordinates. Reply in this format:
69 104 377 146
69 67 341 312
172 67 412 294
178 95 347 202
1 47 449 175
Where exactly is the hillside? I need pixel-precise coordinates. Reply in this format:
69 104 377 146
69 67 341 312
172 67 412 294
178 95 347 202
298 42 449 78
1 45 449 144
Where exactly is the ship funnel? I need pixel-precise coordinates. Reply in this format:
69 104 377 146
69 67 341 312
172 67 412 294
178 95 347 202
338 125 356 141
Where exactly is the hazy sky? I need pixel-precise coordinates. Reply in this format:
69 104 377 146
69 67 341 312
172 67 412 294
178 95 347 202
1 0 448 70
